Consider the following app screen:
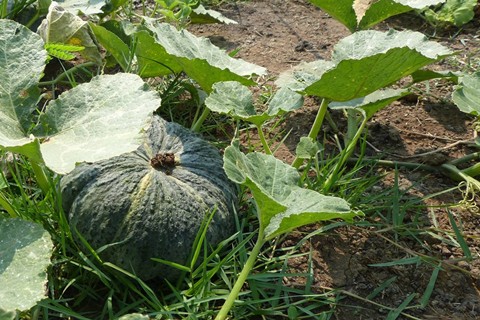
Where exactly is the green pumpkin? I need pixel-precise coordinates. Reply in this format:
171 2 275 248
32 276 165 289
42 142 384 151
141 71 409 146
61 115 237 281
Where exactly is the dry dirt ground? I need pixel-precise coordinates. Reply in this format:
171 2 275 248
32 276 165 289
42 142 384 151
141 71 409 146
189 1 480 319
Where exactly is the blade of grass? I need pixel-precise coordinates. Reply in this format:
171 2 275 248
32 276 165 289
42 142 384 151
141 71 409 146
447 209 472 261
419 263 441 308
386 293 416 320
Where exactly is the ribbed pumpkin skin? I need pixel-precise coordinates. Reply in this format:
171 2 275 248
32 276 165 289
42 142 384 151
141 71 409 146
61 116 237 281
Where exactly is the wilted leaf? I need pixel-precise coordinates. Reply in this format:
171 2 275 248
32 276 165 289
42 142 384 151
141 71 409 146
37 2 102 64
0 218 53 317
223 142 358 239
35 74 161 174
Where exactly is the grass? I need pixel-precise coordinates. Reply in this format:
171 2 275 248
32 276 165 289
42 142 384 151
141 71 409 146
1 2 479 319
2 128 475 319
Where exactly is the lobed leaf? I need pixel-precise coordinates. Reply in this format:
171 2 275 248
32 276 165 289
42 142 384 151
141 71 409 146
143 19 266 91
452 73 480 116
35 73 161 174
309 0 445 31
278 30 452 101
0 20 46 146
0 218 53 317
329 88 410 119
223 142 357 240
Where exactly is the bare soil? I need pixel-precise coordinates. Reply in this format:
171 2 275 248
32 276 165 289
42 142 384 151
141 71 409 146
189 1 480 319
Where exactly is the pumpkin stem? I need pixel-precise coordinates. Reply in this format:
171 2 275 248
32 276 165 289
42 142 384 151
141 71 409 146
150 153 177 173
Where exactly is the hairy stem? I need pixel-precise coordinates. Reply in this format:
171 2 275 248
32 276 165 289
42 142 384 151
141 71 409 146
292 98 330 168
191 107 210 132
324 115 368 192
215 227 265 320
257 125 272 155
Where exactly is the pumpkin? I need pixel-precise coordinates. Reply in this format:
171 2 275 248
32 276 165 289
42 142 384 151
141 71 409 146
60 115 238 281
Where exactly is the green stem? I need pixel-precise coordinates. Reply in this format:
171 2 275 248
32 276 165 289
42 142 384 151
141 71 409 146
292 98 330 168
38 62 96 87
324 115 368 192
215 227 265 320
257 125 272 155
449 151 480 166
191 107 210 132
461 162 480 178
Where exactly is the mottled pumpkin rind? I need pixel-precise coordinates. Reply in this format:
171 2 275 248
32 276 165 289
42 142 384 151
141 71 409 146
61 116 238 281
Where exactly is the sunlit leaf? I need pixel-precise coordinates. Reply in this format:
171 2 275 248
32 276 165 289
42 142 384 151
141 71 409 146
37 2 102 64
223 142 358 240
35 74 161 174
452 73 480 116
0 218 53 317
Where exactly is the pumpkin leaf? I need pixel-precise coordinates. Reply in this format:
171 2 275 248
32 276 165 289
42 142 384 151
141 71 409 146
278 30 452 101
329 88 410 119
55 0 106 15
0 20 46 162
89 22 131 71
190 4 238 24
0 217 53 317
452 72 480 116
266 87 304 116
142 19 266 91
37 2 102 64
205 82 304 126
309 0 445 31
295 137 321 159
35 73 161 174
205 81 268 126
223 142 358 240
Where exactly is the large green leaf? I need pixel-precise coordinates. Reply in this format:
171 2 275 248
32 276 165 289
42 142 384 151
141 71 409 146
89 22 130 71
135 30 183 77
0 20 46 148
309 0 444 31
37 2 102 64
143 19 266 91
0 218 53 318
278 30 451 101
35 73 161 174
309 0 357 32
452 73 480 116
223 142 357 239
358 0 444 29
